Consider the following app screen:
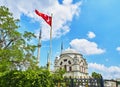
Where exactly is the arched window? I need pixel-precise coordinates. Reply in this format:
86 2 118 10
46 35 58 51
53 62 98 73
69 66 72 71
64 65 67 71
68 60 71 64
60 62 62 65
64 59 67 62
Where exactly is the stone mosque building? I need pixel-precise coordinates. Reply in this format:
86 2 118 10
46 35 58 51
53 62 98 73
54 48 88 78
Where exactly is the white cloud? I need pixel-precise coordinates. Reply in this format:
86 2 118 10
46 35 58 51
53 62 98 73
88 63 120 79
116 47 120 51
87 31 96 39
70 38 105 55
0 0 82 41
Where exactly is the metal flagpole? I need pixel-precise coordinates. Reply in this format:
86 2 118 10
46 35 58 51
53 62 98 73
37 28 42 66
47 13 53 70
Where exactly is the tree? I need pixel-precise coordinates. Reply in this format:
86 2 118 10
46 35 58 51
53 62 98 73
92 72 104 87
0 69 54 87
0 6 38 73
92 72 102 79
53 69 65 80
52 69 66 86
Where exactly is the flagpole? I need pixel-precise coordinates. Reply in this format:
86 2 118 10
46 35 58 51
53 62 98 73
37 29 42 66
47 13 53 70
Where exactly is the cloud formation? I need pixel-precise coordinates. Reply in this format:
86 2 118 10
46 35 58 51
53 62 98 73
0 0 82 41
88 63 120 79
116 47 120 52
70 38 105 55
87 31 96 39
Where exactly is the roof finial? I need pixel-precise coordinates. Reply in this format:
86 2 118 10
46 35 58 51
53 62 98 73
61 41 63 53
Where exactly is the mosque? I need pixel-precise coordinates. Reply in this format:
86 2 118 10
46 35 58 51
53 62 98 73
54 48 88 78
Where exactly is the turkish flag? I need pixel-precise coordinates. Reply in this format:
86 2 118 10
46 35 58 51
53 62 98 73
35 9 52 26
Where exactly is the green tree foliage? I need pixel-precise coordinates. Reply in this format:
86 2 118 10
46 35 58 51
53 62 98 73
0 6 38 73
0 6 66 87
0 69 54 87
52 69 65 81
52 69 66 86
0 68 66 87
92 72 102 79
92 72 103 87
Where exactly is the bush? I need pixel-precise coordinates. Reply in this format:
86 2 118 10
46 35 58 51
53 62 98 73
0 69 54 87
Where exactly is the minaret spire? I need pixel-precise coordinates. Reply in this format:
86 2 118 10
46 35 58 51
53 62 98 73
46 51 50 69
37 28 42 66
61 41 63 53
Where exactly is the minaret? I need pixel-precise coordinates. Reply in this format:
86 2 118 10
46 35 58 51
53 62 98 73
37 29 42 66
47 51 50 70
61 41 63 53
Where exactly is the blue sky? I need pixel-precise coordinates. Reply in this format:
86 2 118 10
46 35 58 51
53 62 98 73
1 0 120 79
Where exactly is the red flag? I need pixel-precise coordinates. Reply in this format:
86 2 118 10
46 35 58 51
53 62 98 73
35 9 52 26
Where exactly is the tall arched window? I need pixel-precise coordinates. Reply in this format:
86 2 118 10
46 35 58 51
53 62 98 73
69 66 72 71
60 62 62 65
64 65 67 71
